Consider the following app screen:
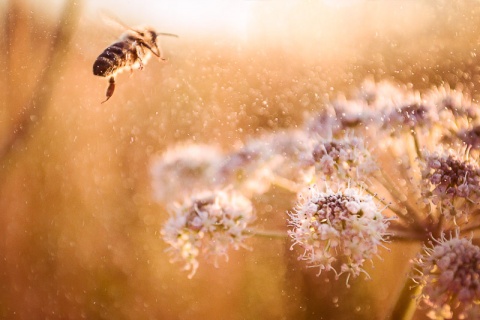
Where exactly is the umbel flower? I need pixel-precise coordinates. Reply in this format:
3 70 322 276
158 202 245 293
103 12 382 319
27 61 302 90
457 125 480 150
413 232 480 319
150 143 223 202
288 185 389 284
306 135 377 181
161 189 255 278
216 129 312 196
419 148 480 220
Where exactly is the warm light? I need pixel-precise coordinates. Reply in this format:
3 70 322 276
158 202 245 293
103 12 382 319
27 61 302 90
87 0 253 38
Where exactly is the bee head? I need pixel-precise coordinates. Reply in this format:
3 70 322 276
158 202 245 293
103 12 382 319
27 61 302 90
134 27 161 57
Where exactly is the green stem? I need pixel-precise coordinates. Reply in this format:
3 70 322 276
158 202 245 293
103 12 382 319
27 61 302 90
388 223 426 242
409 128 423 161
390 274 422 320
246 228 288 239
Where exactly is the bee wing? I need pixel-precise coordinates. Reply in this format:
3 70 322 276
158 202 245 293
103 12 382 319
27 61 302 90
99 10 133 33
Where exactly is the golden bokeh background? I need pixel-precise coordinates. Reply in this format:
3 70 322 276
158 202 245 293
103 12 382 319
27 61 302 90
1 1 480 319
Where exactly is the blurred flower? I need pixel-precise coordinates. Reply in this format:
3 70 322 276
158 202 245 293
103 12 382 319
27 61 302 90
150 143 223 202
216 130 312 195
306 135 377 181
355 79 407 109
383 100 437 129
162 189 255 278
457 125 480 150
420 85 480 149
414 232 480 319
288 185 389 284
330 97 376 129
425 84 478 124
375 87 439 134
304 99 374 138
419 148 480 220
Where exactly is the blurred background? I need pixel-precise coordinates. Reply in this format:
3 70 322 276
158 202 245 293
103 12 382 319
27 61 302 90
1 0 480 319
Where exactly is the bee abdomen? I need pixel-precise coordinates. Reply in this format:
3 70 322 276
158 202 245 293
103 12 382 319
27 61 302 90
93 41 131 77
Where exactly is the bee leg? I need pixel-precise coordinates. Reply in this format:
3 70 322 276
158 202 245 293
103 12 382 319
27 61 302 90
101 77 115 104
159 47 167 61
136 46 145 70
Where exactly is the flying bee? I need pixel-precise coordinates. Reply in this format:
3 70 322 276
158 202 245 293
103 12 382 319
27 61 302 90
93 22 178 103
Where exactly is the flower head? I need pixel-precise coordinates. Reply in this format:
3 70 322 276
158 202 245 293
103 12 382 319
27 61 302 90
217 130 311 195
419 148 480 220
355 79 407 108
288 185 389 284
385 102 436 129
162 189 255 278
150 144 223 202
306 135 377 181
425 85 478 124
414 232 480 318
377 89 438 133
329 97 375 129
457 125 480 150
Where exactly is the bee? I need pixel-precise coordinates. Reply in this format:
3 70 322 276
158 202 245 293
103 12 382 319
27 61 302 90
93 22 178 103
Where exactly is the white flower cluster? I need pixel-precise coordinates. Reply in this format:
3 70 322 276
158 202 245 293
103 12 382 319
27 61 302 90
152 79 480 320
161 189 255 278
217 129 312 195
305 135 377 181
419 148 480 220
288 185 389 283
424 84 479 131
352 79 439 131
414 233 480 319
150 143 223 202
151 130 312 201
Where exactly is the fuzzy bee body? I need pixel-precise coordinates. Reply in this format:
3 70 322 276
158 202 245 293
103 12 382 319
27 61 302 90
93 40 137 77
93 27 177 103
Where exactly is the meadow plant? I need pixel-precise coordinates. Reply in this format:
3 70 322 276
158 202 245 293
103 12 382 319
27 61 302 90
288 184 390 285
161 189 254 278
413 232 480 319
151 80 480 319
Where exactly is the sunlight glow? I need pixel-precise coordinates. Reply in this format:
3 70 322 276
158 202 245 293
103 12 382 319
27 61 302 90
86 0 253 38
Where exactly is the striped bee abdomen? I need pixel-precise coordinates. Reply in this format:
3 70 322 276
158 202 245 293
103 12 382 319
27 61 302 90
93 41 133 77
93 25 177 103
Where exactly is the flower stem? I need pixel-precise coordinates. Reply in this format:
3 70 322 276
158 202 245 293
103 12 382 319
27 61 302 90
410 128 423 161
389 274 422 320
388 224 426 242
374 172 424 228
246 228 288 239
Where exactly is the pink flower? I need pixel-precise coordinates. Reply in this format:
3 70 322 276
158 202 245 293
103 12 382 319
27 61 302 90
162 189 255 278
414 232 480 317
288 185 389 284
